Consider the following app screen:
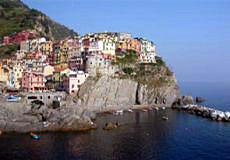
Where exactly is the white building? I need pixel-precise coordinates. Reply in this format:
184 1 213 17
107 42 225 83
85 54 118 76
63 70 89 94
137 38 156 63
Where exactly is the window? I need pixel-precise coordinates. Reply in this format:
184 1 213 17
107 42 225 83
28 96 37 100
78 80 80 83
72 84 74 88
48 96 50 99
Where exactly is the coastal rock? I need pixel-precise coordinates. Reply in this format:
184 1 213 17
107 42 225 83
181 96 194 105
78 75 180 112
173 104 230 122
195 97 205 103
78 76 138 112
0 98 95 133
103 122 119 130
172 96 194 109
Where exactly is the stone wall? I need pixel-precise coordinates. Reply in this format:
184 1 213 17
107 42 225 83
21 91 67 106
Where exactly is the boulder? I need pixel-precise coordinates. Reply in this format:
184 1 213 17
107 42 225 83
181 96 194 105
103 122 119 130
195 97 205 103
82 110 96 120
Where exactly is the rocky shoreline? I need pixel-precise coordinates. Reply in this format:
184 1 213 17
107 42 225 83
172 96 230 122
0 94 98 133
0 94 166 134
1 98 229 134
173 104 230 122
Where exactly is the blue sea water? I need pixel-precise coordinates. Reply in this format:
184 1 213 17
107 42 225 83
0 82 230 160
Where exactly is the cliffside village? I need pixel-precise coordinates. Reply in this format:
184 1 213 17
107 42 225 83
0 31 157 95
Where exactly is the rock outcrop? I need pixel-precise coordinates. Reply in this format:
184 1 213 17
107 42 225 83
172 104 230 122
77 76 138 112
77 74 179 112
77 57 180 112
0 97 96 133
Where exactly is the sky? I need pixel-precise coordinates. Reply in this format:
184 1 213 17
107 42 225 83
22 0 230 83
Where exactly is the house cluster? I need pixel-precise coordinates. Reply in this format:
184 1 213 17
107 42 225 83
0 31 157 94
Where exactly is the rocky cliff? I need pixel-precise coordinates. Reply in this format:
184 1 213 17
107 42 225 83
77 57 180 112
0 94 96 133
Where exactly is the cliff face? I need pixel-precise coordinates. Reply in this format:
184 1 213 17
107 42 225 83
77 57 180 112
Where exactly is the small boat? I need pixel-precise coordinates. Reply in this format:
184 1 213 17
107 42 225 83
162 116 169 120
113 110 124 115
6 95 21 102
127 109 133 113
30 132 40 140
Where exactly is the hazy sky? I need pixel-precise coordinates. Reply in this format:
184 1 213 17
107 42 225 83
23 0 230 83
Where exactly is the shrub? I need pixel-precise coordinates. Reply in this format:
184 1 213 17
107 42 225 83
122 67 133 75
156 56 165 66
0 44 19 58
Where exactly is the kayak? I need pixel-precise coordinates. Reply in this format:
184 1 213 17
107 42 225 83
30 133 40 140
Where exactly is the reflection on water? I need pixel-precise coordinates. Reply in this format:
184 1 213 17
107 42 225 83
1 109 230 160
1 82 230 160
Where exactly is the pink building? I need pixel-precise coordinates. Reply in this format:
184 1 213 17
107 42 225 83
3 31 35 45
63 71 88 94
68 56 83 70
22 71 46 92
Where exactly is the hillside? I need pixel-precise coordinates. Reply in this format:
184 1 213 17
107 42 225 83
0 0 77 41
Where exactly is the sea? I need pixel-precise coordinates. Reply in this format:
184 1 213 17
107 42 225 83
0 82 230 160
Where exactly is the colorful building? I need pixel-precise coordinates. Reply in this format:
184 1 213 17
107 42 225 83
40 40 53 55
3 31 35 45
136 38 156 63
62 70 88 94
43 65 55 77
0 63 10 84
12 63 24 89
22 71 46 92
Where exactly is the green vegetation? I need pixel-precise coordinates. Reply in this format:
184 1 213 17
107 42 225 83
122 67 134 75
0 44 19 58
113 50 138 66
0 0 77 41
116 55 174 87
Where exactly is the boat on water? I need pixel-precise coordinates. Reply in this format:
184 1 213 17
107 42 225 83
162 116 169 120
127 109 133 113
113 110 124 115
30 132 40 140
6 95 21 102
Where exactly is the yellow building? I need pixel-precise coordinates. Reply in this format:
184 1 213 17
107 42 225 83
0 63 10 84
43 65 55 77
53 63 68 71
41 41 53 55
12 63 24 89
